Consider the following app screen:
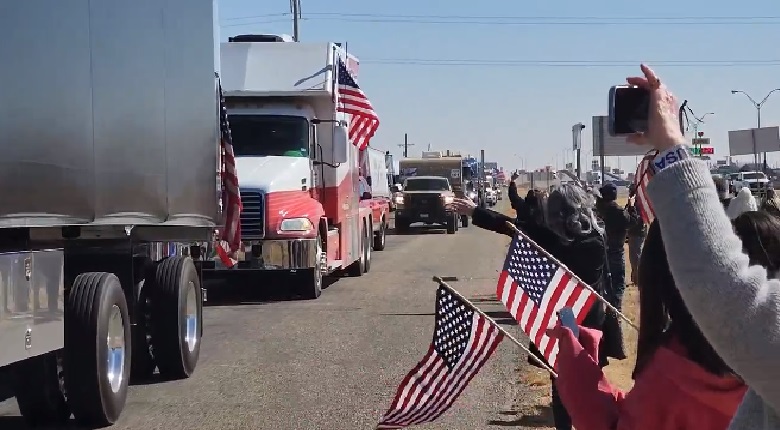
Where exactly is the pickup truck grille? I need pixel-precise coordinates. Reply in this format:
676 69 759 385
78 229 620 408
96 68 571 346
406 193 444 214
239 191 265 239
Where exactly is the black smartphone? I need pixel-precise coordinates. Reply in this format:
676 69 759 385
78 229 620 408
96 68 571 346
608 85 650 136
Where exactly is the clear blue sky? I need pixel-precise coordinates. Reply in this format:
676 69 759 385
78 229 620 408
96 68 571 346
217 0 780 173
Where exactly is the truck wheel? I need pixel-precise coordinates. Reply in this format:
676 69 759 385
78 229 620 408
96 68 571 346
461 215 469 228
363 224 372 273
446 215 457 234
148 257 202 380
395 217 409 234
301 236 324 299
12 352 71 426
347 225 367 277
373 218 386 251
64 272 131 427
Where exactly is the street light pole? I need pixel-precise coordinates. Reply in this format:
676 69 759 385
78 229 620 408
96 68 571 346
572 122 586 180
731 89 780 171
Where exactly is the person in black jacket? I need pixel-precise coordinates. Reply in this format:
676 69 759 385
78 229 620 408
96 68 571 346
625 184 647 286
595 183 632 310
452 184 608 430
713 176 732 210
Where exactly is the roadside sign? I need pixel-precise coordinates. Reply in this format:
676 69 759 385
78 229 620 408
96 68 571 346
692 138 710 146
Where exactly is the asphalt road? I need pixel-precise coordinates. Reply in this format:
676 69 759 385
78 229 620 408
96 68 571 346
0 202 537 429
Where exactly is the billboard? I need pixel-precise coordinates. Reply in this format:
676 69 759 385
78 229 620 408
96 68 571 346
727 127 780 156
591 116 656 157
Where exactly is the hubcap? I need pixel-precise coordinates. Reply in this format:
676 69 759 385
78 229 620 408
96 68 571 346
106 305 126 393
184 281 199 353
317 241 326 275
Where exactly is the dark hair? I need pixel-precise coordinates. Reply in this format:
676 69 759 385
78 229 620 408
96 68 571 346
732 211 780 275
633 221 732 378
634 215 780 378
522 189 546 226
713 176 728 194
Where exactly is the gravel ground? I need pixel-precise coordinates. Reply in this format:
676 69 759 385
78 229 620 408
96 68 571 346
0 202 544 429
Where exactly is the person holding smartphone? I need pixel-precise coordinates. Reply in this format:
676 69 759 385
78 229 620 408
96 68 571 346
617 64 780 430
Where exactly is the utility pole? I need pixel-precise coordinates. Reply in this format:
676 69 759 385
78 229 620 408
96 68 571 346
572 122 586 180
398 133 415 157
479 150 486 209
290 0 301 41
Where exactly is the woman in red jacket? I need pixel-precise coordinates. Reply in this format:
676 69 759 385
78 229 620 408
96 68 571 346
544 215 780 430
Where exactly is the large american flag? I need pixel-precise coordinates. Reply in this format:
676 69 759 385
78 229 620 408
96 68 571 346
215 79 242 267
336 58 379 150
496 233 597 369
377 287 503 429
633 150 658 224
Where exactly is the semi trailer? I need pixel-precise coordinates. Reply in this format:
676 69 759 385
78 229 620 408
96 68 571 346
0 0 225 425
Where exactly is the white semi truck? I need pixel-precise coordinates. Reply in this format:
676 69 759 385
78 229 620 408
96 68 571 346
0 0 222 426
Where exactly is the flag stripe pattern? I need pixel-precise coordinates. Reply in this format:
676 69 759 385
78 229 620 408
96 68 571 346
216 79 242 267
497 233 597 368
377 287 503 429
634 150 658 224
336 58 379 150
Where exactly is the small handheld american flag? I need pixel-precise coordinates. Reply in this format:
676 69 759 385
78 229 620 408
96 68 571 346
633 150 658 224
377 287 503 429
216 79 242 267
496 232 597 369
336 58 379 150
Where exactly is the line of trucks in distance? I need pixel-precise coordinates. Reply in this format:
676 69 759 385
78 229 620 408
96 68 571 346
0 1 506 426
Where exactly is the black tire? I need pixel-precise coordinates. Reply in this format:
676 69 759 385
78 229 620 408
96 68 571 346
446 215 457 234
395 217 409 234
64 272 131 427
148 256 202 380
363 224 372 273
461 215 469 228
301 236 324 300
373 218 386 251
12 352 71 426
347 225 367 277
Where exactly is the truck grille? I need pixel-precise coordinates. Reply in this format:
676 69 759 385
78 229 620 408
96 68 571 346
239 191 265 238
406 193 444 214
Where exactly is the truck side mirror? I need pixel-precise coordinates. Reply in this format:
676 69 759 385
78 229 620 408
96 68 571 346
332 125 349 164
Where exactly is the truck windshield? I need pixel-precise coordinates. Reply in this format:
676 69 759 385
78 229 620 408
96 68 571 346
228 114 309 157
404 178 450 191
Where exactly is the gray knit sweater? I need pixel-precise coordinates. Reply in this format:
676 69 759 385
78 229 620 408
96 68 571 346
647 158 780 430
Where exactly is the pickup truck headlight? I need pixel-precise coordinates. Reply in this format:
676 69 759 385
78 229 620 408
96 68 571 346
443 196 455 204
394 195 404 204
279 217 313 233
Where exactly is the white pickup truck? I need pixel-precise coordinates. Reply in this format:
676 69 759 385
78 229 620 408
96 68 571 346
728 171 770 196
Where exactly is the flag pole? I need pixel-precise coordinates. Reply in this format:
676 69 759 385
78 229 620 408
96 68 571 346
432 276 558 378
504 222 639 331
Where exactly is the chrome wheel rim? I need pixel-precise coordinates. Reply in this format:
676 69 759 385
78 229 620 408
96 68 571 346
184 281 199 352
106 305 126 393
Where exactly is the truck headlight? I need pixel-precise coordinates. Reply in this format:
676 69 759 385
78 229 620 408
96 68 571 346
279 217 313 233
443 196 454 204
394 195 404 204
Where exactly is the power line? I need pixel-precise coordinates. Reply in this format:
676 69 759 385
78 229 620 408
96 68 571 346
222 12 780 21
358 59 780 68
221 12 780 26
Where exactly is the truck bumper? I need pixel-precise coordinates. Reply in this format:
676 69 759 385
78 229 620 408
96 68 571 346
396 209 455 225
198 238 317 271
